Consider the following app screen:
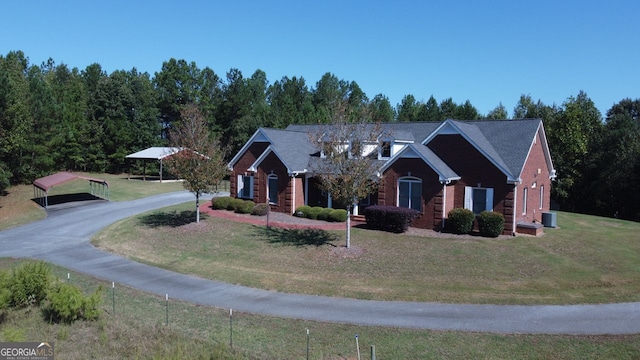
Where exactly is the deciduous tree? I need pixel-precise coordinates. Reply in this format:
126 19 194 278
311 100 382 248
164 103 229 223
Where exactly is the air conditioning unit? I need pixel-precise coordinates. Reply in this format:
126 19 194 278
542 212 557 228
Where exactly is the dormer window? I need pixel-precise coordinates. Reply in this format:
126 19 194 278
349 139 363 158
379 140 391 159
320 141 333 159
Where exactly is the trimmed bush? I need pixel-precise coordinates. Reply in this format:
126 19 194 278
307 206 324 220
477 211 505 237
447 208 475 234
211 196 232 210
9 261 52 308
328 209 348 222
294 206 311 218
317 208 333 221
44 282 102 323
229 198 245 211
251 203 269 216
364 205 419 233
235 200 255 214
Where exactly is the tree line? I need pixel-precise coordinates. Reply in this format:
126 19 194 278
1 50 638 221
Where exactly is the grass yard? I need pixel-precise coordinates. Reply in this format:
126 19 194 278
0 172 210 230
1 259 640 360
93 203 640 305
3 176 640 358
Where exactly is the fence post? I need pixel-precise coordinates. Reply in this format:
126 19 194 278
112 282 115 316
371 345 376 360
306 328 310 360
165 294 169 326
229 308 233 348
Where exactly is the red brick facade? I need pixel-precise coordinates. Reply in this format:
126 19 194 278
230 122 553 235
380 158 445 230
427 134 517 234
516 130 552 224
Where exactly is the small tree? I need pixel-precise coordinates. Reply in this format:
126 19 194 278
165 103 229 223
311 101 382 248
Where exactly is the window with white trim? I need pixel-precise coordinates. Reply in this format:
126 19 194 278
237 174 254 199
267 174 278 204
398 177 422 211
539 185 544 209
522 187 528 215
464 186 494 215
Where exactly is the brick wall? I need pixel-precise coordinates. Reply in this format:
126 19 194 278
517 129 553 223
381 158 444 230
230 142 269 199
428 134 516 234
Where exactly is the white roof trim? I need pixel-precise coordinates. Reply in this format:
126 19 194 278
248 145 291 174
378 144 460 182
422 119 518 182
227 128 271 170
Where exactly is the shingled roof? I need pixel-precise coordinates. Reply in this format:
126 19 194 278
232 119 548 182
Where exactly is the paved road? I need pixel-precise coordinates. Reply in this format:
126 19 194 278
1 191 639 335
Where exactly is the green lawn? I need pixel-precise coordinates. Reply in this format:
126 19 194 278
2 259 639 360
93 203 640 305
0 173 228 231
3 176 640 358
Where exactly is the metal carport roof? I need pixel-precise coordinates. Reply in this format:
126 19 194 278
33 172 109 208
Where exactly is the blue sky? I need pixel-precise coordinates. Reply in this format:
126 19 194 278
1 1 638 117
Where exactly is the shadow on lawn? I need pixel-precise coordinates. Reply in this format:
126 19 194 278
139 210 207 227
254 226 338 247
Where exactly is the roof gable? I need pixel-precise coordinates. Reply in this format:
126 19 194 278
423 119 544 182
379 143 460 182
229 127 318 174
227 128 272 170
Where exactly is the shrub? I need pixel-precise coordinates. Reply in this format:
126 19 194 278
229 198 245 211
294 206 311 218
447 208 475 234
0 270 11 314
477 211 505 237
211 196 232 210
307 206 324 220
251 203 269 216
10 261 52 307
317 208 333 221
235 200 255 214
44 282 102 323
364 205 419 233
328 209 348 222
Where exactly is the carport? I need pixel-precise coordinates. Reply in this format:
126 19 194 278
125 147 182 182
33 172 109 208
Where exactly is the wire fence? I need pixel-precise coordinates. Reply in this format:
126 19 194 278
61 271 379 360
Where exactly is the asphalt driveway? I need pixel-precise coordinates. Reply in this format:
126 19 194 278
1 191 639 335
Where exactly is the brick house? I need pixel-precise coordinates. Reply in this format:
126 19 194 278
227 119 556 235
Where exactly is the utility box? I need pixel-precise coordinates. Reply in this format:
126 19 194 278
542 212 557 228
